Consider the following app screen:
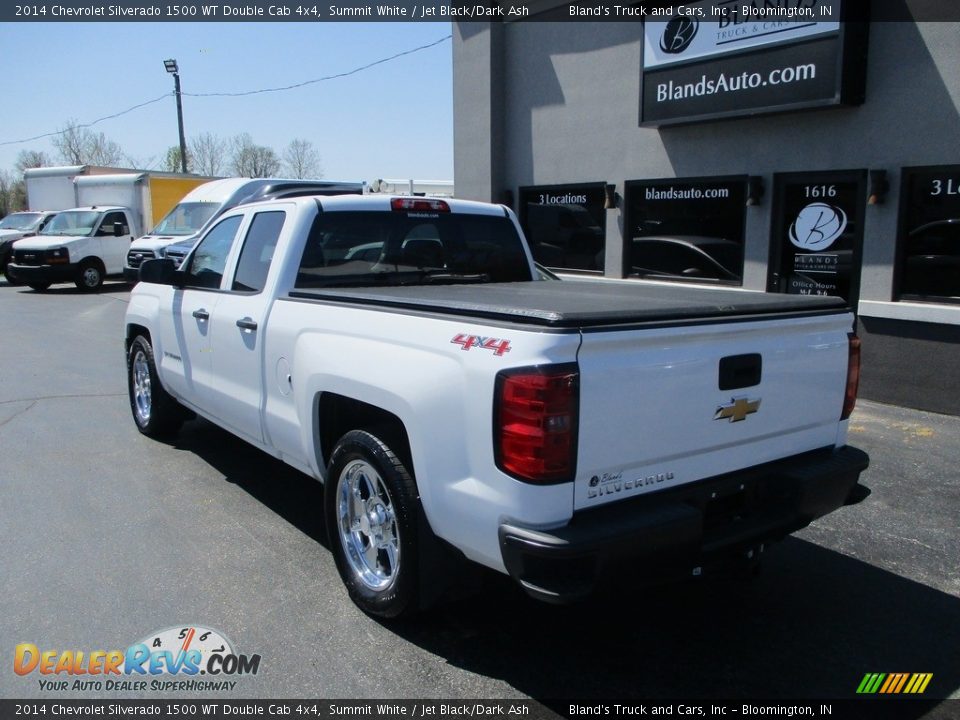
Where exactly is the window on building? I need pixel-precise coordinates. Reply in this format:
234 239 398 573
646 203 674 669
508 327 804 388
624 176 747 285
767 171 866 307
897 166 960 304
518 183 606 273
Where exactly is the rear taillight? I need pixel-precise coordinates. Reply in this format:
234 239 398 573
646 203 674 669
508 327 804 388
494 364 579 483
391 197 449 213
842 334 861 420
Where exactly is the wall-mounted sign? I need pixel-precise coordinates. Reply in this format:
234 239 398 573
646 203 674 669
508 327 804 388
897 165 960 304
518 183 606 272
768 170 865 307
641 0 868 126
624 176 747 284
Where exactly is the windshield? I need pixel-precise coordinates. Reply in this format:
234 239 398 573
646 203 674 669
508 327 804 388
40 210 101 237
0 212 44 231
150 202 220 236
295 211 532 288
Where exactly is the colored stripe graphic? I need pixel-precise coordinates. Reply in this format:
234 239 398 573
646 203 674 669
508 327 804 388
857 673 932 694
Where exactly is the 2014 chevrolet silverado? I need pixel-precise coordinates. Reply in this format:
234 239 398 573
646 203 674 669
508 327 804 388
124 195 869 617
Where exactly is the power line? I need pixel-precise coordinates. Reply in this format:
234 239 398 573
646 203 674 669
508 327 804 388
0 34 452 149
185 35 452 98
0 95 170 147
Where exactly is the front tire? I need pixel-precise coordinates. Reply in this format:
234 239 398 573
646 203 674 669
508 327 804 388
326 430 422 618
127 335 185 438
2 262 21 286
76 260 104 292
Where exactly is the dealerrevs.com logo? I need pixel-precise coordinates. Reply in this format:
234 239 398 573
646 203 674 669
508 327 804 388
14 625 261 692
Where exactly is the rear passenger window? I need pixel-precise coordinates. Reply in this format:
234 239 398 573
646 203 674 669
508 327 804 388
185 215 243 289
232 211 286 292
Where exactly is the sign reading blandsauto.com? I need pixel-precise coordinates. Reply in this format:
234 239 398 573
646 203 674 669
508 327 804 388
640 0 867 126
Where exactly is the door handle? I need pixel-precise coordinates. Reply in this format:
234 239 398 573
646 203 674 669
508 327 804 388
192 309 209 321
236 318 258 331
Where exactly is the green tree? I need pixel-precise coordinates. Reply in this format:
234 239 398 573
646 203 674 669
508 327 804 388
164 145 192 173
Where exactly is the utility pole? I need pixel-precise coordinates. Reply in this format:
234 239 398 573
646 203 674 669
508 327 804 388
163 59 188 173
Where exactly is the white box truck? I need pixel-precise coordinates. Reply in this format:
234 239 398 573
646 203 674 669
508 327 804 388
8 173 213 291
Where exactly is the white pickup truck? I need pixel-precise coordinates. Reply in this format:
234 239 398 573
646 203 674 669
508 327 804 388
125 195 869 617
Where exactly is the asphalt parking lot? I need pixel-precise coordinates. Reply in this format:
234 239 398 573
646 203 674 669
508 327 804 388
0 279 957 710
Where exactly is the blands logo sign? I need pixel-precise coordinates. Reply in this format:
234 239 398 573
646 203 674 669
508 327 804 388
640 0 865 126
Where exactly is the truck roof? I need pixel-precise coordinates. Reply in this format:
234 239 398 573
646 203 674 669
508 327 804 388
241 194 507 216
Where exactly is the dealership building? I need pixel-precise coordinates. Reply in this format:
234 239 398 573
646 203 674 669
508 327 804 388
452 3 960 415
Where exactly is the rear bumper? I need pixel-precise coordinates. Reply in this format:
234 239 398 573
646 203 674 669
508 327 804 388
7 262 77 284
499 445 870 603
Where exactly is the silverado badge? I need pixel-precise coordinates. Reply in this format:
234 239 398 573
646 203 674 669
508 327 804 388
714 397 761 422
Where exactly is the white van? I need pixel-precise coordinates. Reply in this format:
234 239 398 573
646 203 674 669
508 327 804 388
124 178 365 281
8 206 140 291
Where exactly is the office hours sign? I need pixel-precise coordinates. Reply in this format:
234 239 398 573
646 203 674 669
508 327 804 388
768 170 866 307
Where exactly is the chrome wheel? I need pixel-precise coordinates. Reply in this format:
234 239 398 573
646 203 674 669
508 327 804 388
132 349 152 425
336 459 400 591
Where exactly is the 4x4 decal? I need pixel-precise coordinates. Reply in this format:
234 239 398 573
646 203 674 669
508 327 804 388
451 333 512 357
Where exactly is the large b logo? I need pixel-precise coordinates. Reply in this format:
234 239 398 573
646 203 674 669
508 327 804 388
660 19 699 54
789 202 847 251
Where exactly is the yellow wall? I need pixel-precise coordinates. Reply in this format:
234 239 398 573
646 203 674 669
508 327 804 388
147 177 212 227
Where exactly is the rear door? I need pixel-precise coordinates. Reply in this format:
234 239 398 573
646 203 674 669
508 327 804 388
574 313 852 510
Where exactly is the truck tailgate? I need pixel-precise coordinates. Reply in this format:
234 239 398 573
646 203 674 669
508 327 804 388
574 312 852 511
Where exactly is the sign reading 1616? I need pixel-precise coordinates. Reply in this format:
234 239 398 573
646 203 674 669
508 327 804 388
804 185 838 199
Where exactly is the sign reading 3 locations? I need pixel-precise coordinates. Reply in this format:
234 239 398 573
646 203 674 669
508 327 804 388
641 0 867 126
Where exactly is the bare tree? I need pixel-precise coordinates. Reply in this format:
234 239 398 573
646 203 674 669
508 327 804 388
229 133 280 178
283 138 323 179
189 132 227 176
52 121 125 166
15 150 51 172
0 170 14 216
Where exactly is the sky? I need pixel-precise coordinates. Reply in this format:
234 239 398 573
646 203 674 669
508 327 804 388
0 22 454 183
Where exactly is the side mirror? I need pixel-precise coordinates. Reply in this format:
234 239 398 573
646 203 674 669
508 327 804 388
139 258 183 287
114 222 125 237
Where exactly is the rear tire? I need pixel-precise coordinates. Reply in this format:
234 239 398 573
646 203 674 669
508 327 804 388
127 335 185 438
326 430 423 618
75 260 104 292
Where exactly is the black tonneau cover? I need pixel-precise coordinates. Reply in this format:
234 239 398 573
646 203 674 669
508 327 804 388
288 280 847 329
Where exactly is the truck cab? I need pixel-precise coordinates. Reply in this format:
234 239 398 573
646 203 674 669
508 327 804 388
8 206 139 291
125 178 367 282
0 210 59 281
